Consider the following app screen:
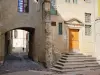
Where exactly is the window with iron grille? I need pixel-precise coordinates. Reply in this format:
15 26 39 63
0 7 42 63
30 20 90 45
85 13 91 23
18 0 29 13
58 23 63 35
73 0 77 4
65 0 70 3
85 25 91 36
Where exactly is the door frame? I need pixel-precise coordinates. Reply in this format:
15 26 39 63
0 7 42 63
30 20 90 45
69 29 79 52
66 25 83 53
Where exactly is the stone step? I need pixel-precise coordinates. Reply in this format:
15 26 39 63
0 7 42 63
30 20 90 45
50 67 85 73
54 63 100 69
61 56 96 60
56 61 65 66
62 53 83 55
62 53 92 57
55 65 100 71
51 65 100 73
53 64 63 69
51 67 91 73
64 64 100 69
62 54 92 57
65 66 100 72
64 61 99 65
50 68 66 72
56 61 99 67
61 57 96 60
59 58 98 62
52 53 100 73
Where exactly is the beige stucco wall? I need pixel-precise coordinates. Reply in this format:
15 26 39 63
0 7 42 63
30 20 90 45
51 15 67 53
0 0 46 63
94 20 100 60
51 0 96 56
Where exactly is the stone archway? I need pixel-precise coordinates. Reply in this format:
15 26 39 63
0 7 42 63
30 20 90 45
4 27 35 61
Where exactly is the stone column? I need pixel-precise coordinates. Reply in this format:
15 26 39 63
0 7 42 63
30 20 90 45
44 1 53 68
45 22 53 68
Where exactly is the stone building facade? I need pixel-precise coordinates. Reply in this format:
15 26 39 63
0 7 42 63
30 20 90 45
0 0 46 65
1 0 100 69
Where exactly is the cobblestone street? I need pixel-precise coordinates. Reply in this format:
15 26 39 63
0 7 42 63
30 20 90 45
1 53 100 75
0 53 46 75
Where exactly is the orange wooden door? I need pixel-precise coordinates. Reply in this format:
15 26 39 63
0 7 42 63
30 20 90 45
69 29 79 51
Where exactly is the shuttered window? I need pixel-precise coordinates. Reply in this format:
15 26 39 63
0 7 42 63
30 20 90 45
85 25 91 36
58 23 62 35
65 0 70 3
85 13 91 23
73 0 77 4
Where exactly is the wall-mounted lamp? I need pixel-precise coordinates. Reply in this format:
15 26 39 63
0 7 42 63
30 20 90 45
44 1 50 12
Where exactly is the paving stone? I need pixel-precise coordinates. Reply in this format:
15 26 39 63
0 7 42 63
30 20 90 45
0 53 46 74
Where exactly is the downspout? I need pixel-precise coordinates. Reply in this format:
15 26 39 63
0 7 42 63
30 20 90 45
94 0 96 57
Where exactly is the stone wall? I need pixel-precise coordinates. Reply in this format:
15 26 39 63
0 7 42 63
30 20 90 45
0 0 46 63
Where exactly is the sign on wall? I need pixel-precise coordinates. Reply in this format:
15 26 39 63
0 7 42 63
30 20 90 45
18 0 24 12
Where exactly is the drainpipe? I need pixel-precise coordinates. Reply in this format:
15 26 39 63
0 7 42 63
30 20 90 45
93 0 96 57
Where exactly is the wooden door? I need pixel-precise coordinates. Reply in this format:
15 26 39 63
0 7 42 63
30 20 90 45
69 29 79 51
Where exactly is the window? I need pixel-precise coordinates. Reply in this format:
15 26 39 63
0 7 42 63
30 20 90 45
65 0 70 3
58 23 63 35
85 25 91 36
85 13 91 23
51 22 56 26
18 0 29 13
50 6 57 15
73 0 77 4
84 0 91 3
50 0 57 15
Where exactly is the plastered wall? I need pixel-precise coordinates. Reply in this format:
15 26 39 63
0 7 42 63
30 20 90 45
0 0 46 63
51 0 96 56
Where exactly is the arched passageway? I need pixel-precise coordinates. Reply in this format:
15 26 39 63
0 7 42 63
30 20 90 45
4 27 35 60
0 27 45 74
